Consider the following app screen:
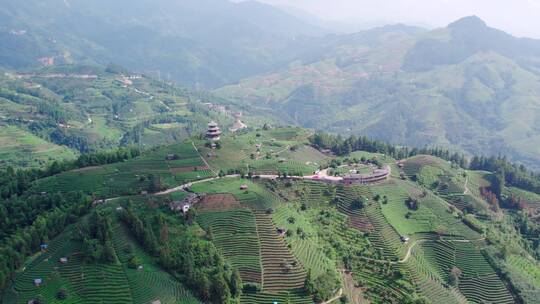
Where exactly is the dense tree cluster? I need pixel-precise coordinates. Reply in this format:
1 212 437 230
305 270 340 302
470 155 540 196
310 132 468 167
119 202 242 303
0 191 92 291
0 147 140 199
0 192 88 240
76 210 117 263
311 132 540 199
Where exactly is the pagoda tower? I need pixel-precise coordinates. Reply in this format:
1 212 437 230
205 121 222 141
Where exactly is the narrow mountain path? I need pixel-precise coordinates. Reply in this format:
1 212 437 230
355 236 487 265
321 288 343 304
463 174 470 195
192 141 218 175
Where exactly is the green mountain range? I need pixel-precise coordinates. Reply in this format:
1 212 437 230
0 0 324 87
3 0 540 169
217 16 540 169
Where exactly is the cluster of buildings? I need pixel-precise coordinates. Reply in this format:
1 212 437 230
341 165 391 185
169 193 203 214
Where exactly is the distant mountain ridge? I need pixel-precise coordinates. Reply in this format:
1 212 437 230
217 16 540 169
0 0 326 88
403 15 540 72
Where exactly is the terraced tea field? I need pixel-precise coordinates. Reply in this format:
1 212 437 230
198 209 263 285
3 219 199 304
31 141 212 196
272 204 334 278
420 240 514 304
253 212 307 292
0 125 77 168
335 185 374 232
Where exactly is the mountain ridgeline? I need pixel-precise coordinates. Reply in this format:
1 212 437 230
2 0 540 169
0 0 325 87
217 16 540 170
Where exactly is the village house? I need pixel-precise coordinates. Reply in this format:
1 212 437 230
59 257 68 264
169 193 202 214
33 278 42 287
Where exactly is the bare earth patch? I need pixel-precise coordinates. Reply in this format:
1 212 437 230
197 193 242 211
342 270 369 304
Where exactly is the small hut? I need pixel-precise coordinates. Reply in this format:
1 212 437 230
240 184 249 190
40 244 48 251
166 154 178 160
34 278 42 287
59 257 68 264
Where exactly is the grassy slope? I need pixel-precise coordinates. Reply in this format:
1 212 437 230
0 125 77 168
31 141 214 197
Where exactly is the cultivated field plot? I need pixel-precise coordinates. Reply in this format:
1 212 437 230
197 127 313 173
198 209 263 284
371 180 478 238
196 138 251 171
254 212 307 292
272 204 335 278
241 291 313 304
248 159 317 175
281 145 328 164
405 243 466 304
402 155 450 179
402 156 490 214
0 125 77 168
335 185 374 232
3 218 200 304
191 178 280 211
419 240 515 304
31 141 211 196
196 193 242 211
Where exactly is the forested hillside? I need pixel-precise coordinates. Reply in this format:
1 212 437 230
217 16 540 169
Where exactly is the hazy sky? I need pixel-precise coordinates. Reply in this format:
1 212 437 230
240 0 540 39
